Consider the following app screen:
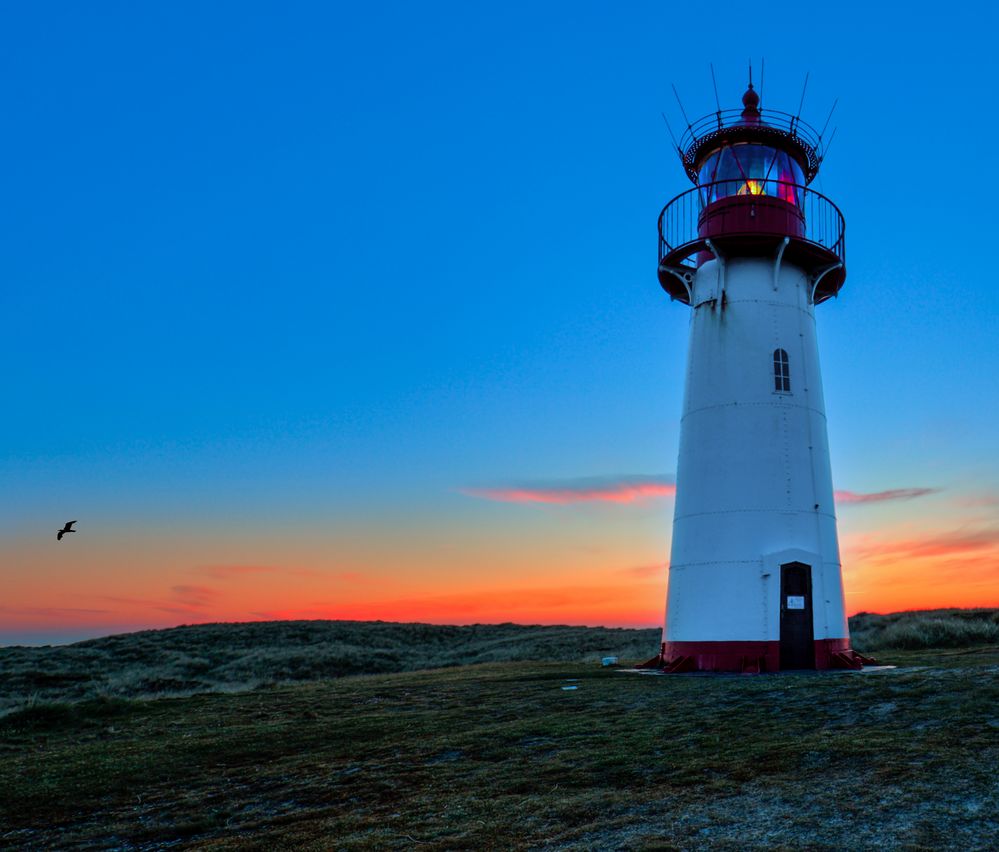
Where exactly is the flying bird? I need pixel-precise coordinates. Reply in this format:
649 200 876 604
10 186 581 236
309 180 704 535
57 520 77 541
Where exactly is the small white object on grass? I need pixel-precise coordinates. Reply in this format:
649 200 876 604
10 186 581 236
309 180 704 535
601 656 619 667
561 685 578 691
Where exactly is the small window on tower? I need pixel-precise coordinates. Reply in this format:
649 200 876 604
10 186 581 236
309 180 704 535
774 349 791 393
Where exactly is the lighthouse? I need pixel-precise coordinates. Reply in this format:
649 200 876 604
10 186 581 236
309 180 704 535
654 78 869 673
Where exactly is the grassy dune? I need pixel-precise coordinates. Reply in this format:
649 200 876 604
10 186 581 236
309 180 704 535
1 611 997 848
3 610 999 715
0 621 659 714
849 608 999 650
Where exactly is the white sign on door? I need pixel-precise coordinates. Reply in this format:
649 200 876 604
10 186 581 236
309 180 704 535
786 596 806 610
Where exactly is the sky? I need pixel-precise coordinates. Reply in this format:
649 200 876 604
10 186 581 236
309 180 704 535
2 2 998 645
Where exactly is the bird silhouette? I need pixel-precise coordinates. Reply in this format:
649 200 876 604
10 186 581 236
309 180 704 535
57 520 77 541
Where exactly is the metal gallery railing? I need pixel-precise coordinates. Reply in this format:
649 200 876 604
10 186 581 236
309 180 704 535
678 108 825 174
657 180 845 270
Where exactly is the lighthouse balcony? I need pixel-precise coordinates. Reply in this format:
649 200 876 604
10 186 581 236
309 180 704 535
658 180 846 304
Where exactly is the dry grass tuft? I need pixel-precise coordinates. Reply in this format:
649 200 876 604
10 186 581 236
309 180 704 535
850 608 999 651
0 621 659 714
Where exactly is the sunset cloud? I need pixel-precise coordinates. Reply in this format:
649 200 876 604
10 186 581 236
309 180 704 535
463 476 939 507
248 582 661 627
954 492 999 509
619 564 666 579
461 475 676 505
834 487 940 505
197 564 320 579
846 527 999 565
0 606 111 617
100 592 223 618
841 524 999 611
170 585 221 608
198 565 281 579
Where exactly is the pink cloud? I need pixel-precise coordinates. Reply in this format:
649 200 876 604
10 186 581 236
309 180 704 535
464 477 939 507
462 475 676 505
835 487 939 505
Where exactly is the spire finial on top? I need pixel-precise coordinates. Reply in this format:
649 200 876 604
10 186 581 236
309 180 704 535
741 80 761 123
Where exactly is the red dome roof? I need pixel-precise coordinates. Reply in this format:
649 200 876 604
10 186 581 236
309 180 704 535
740 84 761 123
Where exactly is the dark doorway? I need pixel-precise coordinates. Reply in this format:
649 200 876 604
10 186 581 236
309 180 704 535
779 562 815 670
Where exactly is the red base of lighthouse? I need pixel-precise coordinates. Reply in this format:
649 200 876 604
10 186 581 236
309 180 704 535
642 638 876 674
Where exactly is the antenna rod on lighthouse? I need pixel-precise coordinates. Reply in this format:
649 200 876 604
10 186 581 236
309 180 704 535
710 64 722 128
818 98 839 141
821 126 839 161
792 71 810 131
660 112 682 156
671 83 693 132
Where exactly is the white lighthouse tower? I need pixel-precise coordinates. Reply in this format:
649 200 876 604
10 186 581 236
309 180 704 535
654 79 869 673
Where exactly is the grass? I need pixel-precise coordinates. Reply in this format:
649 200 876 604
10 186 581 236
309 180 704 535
1 612 997 848
1 646 998 848
0 621 658 714
4 610 998 714
850 608 999 650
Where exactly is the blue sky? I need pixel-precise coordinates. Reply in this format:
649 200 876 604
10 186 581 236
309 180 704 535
2 2 998 643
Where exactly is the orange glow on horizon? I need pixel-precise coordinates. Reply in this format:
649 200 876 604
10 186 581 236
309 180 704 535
3 516 998 640
839 525 999 614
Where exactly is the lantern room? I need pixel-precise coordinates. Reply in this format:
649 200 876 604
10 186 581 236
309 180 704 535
697 143 805 206
657 83 846 304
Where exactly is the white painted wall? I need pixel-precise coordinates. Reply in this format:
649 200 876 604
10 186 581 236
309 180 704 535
664 256 849 643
